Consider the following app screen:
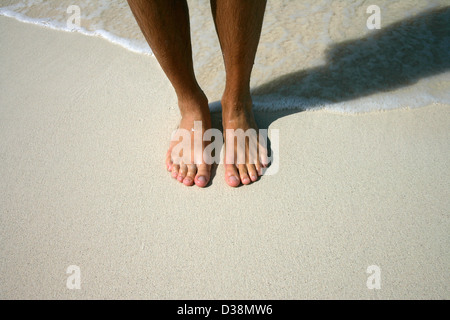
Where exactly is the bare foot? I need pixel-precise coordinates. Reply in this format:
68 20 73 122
222 95 268 187
165 95 212 187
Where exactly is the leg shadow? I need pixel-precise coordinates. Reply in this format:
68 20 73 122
209 7 450 171
250 6 450 118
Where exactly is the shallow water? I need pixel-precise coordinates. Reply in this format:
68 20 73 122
1 0 449 113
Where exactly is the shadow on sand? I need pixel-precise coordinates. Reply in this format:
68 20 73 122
206 7 449 184
211 6 449 129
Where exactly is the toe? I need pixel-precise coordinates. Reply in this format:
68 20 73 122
225 164 240 187
255 160 263 176
171 164 180 179
177 163 188 183
183 164 196 186
194 164 210 188
247 164 258 182
238 164 251 185
165 151 173 171
259 145 269 168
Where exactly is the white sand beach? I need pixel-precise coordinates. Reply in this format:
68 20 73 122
0 13 449 300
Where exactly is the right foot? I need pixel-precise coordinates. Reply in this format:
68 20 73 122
165 96 212 187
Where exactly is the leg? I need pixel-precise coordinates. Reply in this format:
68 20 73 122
210 0 268 187
128 0 211 187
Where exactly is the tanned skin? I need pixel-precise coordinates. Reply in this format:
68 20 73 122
127 0 267 187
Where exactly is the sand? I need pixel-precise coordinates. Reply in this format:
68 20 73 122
0 16 449 299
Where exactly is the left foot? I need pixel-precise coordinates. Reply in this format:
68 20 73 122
221 95 268 187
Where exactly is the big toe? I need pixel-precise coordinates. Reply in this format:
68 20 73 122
225 164 240 187
194 164 211 188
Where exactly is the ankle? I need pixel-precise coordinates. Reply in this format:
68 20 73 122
221 92 253 119
177 91 209 118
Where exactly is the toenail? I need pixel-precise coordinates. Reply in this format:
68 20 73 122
197 176 207 183
229 176 239 184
